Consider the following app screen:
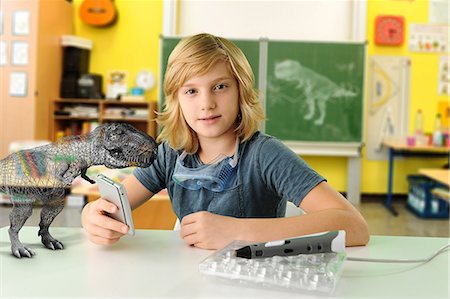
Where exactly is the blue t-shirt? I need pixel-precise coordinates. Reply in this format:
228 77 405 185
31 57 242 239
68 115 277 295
133 132 325 220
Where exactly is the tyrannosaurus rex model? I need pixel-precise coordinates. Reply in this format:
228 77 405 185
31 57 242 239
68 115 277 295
0 123 157 258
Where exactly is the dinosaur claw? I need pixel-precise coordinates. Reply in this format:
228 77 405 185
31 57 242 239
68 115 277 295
42 237 64 251
22 250 32 258
12 246 35 258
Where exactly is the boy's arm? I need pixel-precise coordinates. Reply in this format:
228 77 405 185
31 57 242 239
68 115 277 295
239 181 370 246
121 174 155 210
180 181 370 250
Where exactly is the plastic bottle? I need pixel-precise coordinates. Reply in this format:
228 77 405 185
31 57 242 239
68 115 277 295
432 113 443 146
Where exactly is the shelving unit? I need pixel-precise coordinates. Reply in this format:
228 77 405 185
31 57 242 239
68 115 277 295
51 98 157 141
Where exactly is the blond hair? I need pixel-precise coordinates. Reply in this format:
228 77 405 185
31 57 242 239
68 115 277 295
157 33 265 153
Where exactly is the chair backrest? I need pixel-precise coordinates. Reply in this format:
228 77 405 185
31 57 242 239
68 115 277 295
173 201 304 231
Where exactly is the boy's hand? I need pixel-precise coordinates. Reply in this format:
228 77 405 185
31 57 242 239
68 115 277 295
180 211 238 250
81 198 129 245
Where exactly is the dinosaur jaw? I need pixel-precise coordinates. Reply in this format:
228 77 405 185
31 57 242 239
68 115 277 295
105 147 157 169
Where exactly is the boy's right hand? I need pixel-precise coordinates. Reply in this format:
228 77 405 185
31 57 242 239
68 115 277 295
81 198 129 245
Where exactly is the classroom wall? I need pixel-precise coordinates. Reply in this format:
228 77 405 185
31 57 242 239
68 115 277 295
73 0 163 102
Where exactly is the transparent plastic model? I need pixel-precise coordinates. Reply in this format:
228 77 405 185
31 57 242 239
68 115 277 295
199 240 347 294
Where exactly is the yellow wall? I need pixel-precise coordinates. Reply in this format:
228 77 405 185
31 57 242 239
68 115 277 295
73 0 163 102
72 0 447 195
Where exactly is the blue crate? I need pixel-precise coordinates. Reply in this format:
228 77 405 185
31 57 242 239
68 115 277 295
406 175 449 219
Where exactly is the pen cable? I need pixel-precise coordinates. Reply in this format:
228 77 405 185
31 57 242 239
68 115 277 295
346 244 449 263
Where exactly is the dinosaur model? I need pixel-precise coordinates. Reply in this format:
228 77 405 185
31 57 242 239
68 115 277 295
0 123 157 258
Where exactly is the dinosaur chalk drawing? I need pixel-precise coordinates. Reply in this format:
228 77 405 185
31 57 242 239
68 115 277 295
0 123 157 258
273 59 358 125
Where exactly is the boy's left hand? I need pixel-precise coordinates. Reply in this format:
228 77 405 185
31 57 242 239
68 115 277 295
180 211 238 250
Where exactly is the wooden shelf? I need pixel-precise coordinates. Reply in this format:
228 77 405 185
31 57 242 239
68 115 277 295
102 116 149 122
54 116 99 120
51 98 157 140
54 98 101 104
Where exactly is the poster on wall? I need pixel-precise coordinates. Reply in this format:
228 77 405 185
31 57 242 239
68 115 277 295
0 41 6 66
366 56 411 161
438 56 449 96
0 10 3 35
11 41 28 66
409 24 448 53
429 0 449 25
12 10 30 36
9 71 28 97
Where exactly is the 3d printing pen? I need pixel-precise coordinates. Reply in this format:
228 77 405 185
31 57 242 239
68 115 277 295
235 230 346 259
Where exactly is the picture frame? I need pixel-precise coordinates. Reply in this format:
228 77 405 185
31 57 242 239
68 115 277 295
12 10 30 36
0 40 7 66
11 41 28 66
9 71 28 97
0 10 4 36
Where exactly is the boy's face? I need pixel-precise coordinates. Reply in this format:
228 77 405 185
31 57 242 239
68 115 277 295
177 61 239 142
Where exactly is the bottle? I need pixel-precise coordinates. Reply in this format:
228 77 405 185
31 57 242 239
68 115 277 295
414 109 424 145
432 113 443 146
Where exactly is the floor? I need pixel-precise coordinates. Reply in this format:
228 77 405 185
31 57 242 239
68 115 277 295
0 199 448 237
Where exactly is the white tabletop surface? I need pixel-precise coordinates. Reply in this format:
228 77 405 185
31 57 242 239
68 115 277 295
0 226 449 298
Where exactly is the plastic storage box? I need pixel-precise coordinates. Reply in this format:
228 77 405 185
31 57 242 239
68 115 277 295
406 175 449 218
199 240 346 295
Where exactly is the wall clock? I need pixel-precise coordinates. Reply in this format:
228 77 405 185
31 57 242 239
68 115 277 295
375 15 405 46
136 70 155 91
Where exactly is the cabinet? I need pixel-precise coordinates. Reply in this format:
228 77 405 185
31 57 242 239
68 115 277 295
0 0 73 158
51 99 157 140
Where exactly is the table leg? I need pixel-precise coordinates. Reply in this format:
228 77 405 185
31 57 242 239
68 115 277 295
347 157 361 206
384 148 398 216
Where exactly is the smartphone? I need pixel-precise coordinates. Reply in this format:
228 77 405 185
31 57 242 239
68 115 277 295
96 174 135 236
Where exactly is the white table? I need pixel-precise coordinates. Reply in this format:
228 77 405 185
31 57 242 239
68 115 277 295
0 227 448 298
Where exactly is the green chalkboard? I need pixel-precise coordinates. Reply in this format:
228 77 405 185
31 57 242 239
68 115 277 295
265 41 365 142
159 36 260 108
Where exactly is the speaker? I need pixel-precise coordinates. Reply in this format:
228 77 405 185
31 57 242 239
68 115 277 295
60 75 78 98
62 46 90 76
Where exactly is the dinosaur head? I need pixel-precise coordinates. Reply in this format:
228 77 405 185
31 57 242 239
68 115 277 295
93 123 158 169
274 59 303 82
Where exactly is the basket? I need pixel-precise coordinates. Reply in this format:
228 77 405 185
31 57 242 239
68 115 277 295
406 175 449 219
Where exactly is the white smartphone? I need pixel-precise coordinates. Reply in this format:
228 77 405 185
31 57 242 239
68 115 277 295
96 174 135 236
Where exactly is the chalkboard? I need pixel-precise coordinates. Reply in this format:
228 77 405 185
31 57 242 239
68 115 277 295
159 37 365 144
265 41 365 142
159 36 260 108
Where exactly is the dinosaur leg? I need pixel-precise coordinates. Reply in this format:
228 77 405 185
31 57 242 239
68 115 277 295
314 97 327 126
9 202 35 258
38 199 65 250
304 97 315 120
